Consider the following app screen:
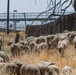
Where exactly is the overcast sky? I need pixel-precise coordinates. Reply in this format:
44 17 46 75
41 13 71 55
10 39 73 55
0 0 75 13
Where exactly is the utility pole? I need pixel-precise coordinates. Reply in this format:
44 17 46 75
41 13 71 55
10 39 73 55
7 0 10 34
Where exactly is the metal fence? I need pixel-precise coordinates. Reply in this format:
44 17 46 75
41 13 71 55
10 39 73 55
0 23 25 32
26 13 76 37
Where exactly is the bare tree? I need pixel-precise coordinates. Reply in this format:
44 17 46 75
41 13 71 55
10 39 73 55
31 0 73 25
74 0 76 11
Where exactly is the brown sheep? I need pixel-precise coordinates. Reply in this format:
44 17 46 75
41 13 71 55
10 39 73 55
20 64 41 75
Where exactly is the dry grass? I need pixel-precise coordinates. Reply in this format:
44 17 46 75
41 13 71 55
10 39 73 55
0 32 76 75
10 49 76 75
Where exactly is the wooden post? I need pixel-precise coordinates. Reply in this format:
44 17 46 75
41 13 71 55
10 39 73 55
2 36 4 51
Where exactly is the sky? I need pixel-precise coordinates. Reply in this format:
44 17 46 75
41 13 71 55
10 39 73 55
0 0 48 13
0 0 75 13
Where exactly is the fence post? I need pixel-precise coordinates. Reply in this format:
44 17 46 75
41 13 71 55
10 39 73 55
0 36 4 51
23 13 26 39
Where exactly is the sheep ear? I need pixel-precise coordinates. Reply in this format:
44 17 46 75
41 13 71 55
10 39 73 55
70 69 72 73
49 62 56 65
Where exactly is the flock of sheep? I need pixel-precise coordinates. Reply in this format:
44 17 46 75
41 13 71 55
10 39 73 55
0 30 76 75
7 30 76 58
0 60 72 75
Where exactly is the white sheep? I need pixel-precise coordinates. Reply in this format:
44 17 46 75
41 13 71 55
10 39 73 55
37 42 48 52
57 38 69 57
0 63 5 69
48 35 59 49
73 36 76 49
0 51 10 62
49 65 60 75
28 41 36 52
0 57 4 62
62 66 72 75
36 36 47 44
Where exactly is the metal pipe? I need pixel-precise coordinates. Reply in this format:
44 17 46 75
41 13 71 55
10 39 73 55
7 0 10 34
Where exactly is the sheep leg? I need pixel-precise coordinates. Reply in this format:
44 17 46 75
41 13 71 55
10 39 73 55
18 50 20 58
59 49 64 57
75 43 76 49
59 49 62 55
49 72 53 75
61 50 64 57
48 44 50 50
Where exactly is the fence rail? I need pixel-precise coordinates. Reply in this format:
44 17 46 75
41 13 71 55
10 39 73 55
0 12 74 21
0 12 75 32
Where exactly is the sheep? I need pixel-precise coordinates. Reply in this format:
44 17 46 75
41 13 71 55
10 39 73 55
19 40 34 54
16 43 25 56
48 65 60 75
73 36 76 49
19 41 28 46
0 51 10 62
57 38 69 57
22 45 30 54
10 41 30 57
8 40 28 58
32 42 48 54
40 61 56 65
62 66 72 75
6 62 18 75
48 35 59 49
10 44 20 58
57 31 76 57
10 44 16 58
48 33 69 49
26 36 36 44
46 34 55 45
28 41 36 52
5 62 23 75
0 63 5 69
10 43 25 58
7 41 14 46
57 33 72 57
20 64 41 75
26 36 35 41
36 36 47 44
63 30 69 33
36 61 59 75
33 44 40 54
67 31 76 44
37 42 48 52
8 42 20 58
13 61 23 75
0 63 10 75
0 57 4 62
36 62 50 75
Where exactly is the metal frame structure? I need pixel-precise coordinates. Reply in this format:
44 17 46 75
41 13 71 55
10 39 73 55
0 12 75 33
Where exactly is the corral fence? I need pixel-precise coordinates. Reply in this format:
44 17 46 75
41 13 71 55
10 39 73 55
26 13 76 37
0 24 25 32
